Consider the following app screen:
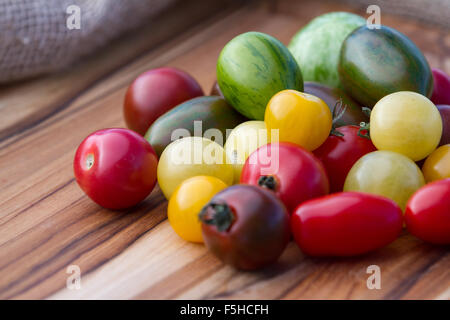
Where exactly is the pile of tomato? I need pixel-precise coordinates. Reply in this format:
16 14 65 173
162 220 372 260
74 27 450 271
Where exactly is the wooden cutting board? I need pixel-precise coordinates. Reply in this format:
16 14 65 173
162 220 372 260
0 0 449 300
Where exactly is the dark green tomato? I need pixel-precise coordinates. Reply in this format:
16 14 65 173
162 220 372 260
145 96 247 157
200 185 290 270
338 25 433 108
303 81 368 127
217 32 303 120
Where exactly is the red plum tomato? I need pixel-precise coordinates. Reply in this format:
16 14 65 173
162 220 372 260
200 185 290 270
313 125 377 193
291 192 403 256
74 128 158 209
124 67 203 135
240 142 329 213
405 179 450 245
431 68 450 105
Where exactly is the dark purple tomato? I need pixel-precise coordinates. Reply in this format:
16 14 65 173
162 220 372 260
437 104 450 146
200 185 290 270
210 80 223 97
124 67 204 135
303 81 368 127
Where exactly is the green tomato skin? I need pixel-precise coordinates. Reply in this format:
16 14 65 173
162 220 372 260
288 12 365 88
339 25 433 108
303 81 368 127
145 96 247 157
344 150 425 211
217 32 303 120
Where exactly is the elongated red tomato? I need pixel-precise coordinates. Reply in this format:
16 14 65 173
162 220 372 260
405 179 450 244
291 192 403 256
240 142 329 213
313 125 376 193
74 128 158 209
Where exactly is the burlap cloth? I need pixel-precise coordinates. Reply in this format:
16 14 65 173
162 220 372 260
0 0 175 83
0 0 448 84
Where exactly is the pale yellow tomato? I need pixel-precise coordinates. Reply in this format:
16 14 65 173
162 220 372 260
265 90 332 151
422 144 450 182
157 136 233 199
344 150 425 211
224 121 268 183
168 176 227 243
370 91 442 161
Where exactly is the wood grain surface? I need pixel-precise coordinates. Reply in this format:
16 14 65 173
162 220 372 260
0 0 449 300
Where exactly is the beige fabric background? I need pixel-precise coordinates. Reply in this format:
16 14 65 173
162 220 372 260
0 0 176 83
0 0 448 84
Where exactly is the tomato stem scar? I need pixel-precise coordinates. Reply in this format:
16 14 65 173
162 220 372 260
85 154 95 170
199 203 235 232
258 175 277 191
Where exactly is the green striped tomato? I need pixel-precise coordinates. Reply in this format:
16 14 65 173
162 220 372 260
217 32 303 120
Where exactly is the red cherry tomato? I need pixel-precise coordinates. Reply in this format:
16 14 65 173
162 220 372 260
74 128 158 209
405 178 450 244
291 192 403 256
240 142 329 213
124 67 203 135
313 125 377 193
430 68 450 105
200 185 290 270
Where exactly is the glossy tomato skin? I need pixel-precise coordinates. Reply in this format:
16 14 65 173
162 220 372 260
124 67 203 135
313 126 377 193
431 68 450 105
74 128 158 209
422 144 450 182
344 150 425 211
168 176 227 243
437 105 450 146
370 91 442 161
157 137 233 200
200 185 290 270
291 192 403 256
224 120 268 183
405 179 450 244
241 142 329 213
265 90 332 151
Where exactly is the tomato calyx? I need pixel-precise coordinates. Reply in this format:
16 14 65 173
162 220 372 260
357 107 372 139
199 202 235 232
258 175 278 191
330 99 346 137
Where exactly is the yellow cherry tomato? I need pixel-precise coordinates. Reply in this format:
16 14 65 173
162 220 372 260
168 176 227 243
224 121 268 183
370 91 443 161
265 90 332 151
422 144 450 182
157 136 233 199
